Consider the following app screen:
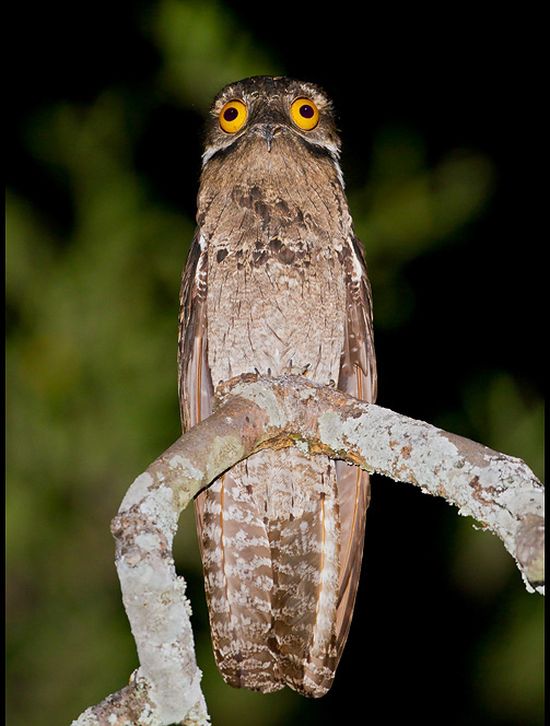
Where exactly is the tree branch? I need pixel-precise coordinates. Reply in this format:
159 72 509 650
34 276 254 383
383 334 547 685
72 374 544 725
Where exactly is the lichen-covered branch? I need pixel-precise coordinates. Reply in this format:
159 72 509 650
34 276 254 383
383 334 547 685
72 374 544 725
215 374 543 592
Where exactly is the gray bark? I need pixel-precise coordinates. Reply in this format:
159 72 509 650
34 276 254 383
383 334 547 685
72 374 544 726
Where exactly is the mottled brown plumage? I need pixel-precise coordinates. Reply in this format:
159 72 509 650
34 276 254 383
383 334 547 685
178 76 376 697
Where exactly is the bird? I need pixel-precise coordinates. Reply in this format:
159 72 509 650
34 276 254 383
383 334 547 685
178 76 377 698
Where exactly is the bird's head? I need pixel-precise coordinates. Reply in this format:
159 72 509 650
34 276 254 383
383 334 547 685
201 76 342 168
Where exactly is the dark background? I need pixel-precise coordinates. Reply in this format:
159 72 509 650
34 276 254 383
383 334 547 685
7 3 543 725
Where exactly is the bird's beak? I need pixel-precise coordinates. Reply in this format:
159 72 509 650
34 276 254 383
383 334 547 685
256 124 282 152
263 125 275 152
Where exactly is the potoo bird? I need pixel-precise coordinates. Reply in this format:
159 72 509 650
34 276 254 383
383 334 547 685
178 76 377 698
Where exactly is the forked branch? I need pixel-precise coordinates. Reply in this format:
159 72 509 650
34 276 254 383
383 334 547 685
72 374 544 726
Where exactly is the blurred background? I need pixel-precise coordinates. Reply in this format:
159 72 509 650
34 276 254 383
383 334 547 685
6 2 543 725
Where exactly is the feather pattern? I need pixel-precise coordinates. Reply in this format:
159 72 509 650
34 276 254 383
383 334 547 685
178 231 213 428
178 76 376 698
334 234 377 661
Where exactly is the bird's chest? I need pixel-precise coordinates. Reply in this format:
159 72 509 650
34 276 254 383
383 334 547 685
206 235 346 386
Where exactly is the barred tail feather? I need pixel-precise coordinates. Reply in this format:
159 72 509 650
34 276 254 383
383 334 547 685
195 448 344 697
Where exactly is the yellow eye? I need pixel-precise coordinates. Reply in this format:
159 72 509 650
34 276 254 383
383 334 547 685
219 100 248 133
290 97 319 130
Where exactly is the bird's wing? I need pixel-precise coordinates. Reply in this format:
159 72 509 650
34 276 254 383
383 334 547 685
178 230 213 429
335 234 377 663
178 230 282 693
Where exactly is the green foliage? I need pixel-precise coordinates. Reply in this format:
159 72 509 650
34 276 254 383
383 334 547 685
152 0 281 109
350 127 494 329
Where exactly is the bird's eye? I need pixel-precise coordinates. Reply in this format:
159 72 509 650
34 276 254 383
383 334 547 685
219 100 248 133
290 98 319 130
